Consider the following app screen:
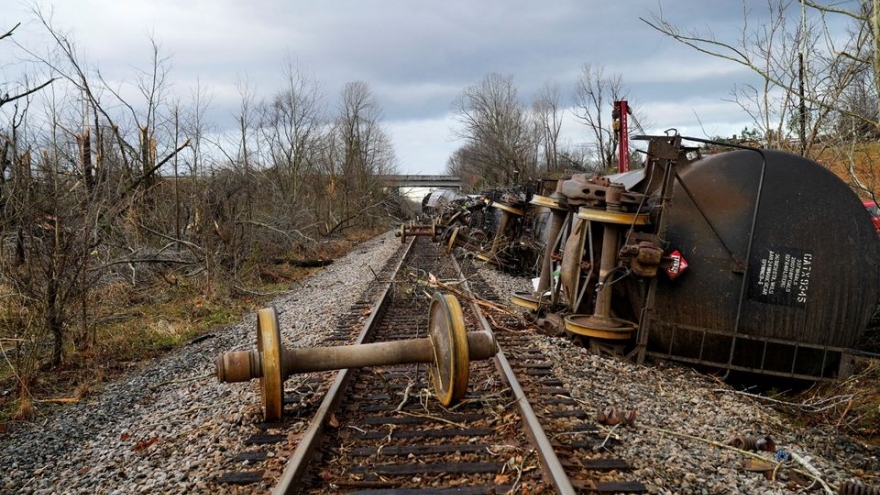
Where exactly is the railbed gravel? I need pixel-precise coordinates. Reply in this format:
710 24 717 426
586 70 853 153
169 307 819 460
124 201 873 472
1 231 878 495
478 265 880 495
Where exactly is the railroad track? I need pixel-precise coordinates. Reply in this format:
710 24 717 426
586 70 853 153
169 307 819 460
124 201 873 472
213 236 648 494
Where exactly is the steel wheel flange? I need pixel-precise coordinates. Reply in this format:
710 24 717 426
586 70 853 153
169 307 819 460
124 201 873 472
577 208 650 225
446 227 460 253
428 292 469 406
490 202 524 216
564 314 637 340
530 194 566 211
510 291 547 311
257 307 284 421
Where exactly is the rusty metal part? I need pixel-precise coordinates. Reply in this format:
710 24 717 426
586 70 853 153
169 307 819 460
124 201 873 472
444 209 463 226
216 309 286 420
619 236 664 278
490 201 524 216
596 407 638 426
446 226 487 254
428 292 471 405
476 201 523 264
446 226 460 253
216 292 497 419
475 251 500 266
594 219 622 315
560 173 646 210
258 309 284 421
395 221 437 243
530 194 567 211
727 435 776 452
560 219 587 309
577 207 650 225
741 459 776 479
840 481 880 495
534 195 569 296
560 201 640 341
536 312 566 336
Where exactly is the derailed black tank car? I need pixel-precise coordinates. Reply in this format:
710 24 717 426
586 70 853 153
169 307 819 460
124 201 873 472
512 133 880 381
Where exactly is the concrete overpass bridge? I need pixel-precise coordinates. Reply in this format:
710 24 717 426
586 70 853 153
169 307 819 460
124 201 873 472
377 175 462 189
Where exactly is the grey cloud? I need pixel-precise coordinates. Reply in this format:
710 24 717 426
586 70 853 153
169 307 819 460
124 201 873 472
4 0 824 173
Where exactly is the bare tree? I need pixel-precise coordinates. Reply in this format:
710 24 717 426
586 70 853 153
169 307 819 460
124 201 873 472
572 64 627 171
0 23 56 109
182 79 213 179
451 73 538 187
532 81 564 173
259 57 325 204
446 143 485 190
0 8 193 369
643 1 876 156
193 76 259 282
322 81 396 235
0 9 404 400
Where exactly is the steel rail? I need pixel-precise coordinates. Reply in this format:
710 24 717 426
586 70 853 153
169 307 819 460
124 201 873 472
450 256 577 495
273 237 575 494
272 237 415 495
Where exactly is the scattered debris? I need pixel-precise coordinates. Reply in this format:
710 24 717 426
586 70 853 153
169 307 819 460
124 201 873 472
727 435 776 452
597 407 637 426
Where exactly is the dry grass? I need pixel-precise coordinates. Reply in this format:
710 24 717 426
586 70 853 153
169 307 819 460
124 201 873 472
11 396 33 422
814 141 880 198
0 228 385 425
787 358 880 444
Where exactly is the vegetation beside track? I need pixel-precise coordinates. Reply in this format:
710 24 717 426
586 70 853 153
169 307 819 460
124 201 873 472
0 229 384 428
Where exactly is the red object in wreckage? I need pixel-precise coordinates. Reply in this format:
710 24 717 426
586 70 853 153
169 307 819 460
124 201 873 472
664 250 688 279
613 100 630 173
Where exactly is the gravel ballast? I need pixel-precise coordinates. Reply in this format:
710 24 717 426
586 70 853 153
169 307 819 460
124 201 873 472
479 266 880 494
1 232 878 494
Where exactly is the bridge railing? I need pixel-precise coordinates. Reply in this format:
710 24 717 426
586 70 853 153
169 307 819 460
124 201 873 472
377 175 461 189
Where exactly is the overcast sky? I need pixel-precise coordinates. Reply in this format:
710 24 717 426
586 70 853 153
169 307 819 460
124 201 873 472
2 1 851 174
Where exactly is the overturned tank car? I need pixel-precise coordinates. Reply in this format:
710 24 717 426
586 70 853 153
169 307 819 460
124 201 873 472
510 133 880 381
403 185 551 275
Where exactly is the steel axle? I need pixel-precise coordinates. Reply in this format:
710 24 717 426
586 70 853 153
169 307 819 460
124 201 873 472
395 221 438 243
216 292 497 420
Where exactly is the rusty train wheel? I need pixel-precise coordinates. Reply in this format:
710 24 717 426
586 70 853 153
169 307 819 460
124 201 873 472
446 227 460 253
446 210 462 225
398 224 407 243
428 292 469 406
509 291 548 311
257 307 284 421
563 314 637 340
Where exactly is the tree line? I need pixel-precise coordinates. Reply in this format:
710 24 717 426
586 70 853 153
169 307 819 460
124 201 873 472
0 11 396 390
449 1 880 197
447 65 644 189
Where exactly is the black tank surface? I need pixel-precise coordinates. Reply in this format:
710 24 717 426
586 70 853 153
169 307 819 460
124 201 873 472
647 149 880 377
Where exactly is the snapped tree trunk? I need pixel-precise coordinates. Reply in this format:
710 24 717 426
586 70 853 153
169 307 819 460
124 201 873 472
47 287 64 367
